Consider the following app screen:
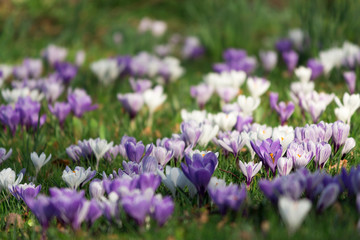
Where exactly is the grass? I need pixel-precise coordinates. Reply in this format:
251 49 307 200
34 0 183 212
1 0 360 239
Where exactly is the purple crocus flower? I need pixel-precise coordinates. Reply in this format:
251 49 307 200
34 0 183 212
159 138 186 163
307 59 324 80
251 139 282 176
119 135 137 159
48 102 71 128
332 121 350 153
275 38 293 53
0 148 12 164
125 141 145 163
282 50 298 73
235 114 253 132
25 195 56 235
9 183 41 201
269 92 295 125
218 131 246 157
314 142 332 169
15 97 46 131
66 145 82 163
223 48 247 62
54 62 78 84
180 121 202 146
129 78 152 93
190 84 214 109
238 161 262 187
151 196 174 226
86 199 102 225
343 71 356 94
49 188 89 230
89 179 105 199
122 189 154 225
150 145 173 166
13 58 43 79
181 152 218 198
216 87 239 103
117 93 144 119
67 89 98 118
42 45 68 66
287 142 314 170
213 63 231 72
316 183 340 213
208 184 247 215
0 105 20 135
137 173 161 192
277 157 293 176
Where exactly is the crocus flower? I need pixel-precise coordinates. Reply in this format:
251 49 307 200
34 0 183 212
67 89 98 118
190 84 214 109
198 123 219 147
307 59 323 80
89 138 114 170
334 93 360 124
316 183 340 213
75 50 86 66
42 44 67 66
86 199 102 226
181 152 218 198
216 87 239 103
89 179 105 199
143 86 167 115
54 62 78 84
43 81 64 104
275 38 292 53
251 139 282 175
341 137 356 157
314 142 332 169
129 78 152 93
150 145 173 166
269 92 295 125
277 157 293 176
125 141 145 163
151 195 174 226
180 121 202 146
15 97 46 131
247 77 270 99
295 66 312 83
50 188 90 230
90 59 120 85
182 36 205 59
212 112 237 131
237 95 260 116
238 161 262 186
48 102 71 127
287 142 314 170
272 126 295 154
343 71 356 94
0 168 24 190
0 147 12 164
332 121 350 153
282 50 299 73
13 58 43 79
208 184 247 215
300 91 334 123
25 195 56 236
9 183 41 201
259 50 277 72
62 166 96 189
0 105 20 135
218 131 246 157
30 152 52 176
122 188 154 225
278 197 312 234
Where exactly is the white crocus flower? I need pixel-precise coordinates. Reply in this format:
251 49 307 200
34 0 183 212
204 70 246 89
207 177 227 189
0 64 13 88
277 157 293 176
180 109 207 123
2 87 44 104
241 131 258 159
334 93 360 124
237 95 260 116
288 28 304 50
212 112 237 131
198 123 219 147
62 166 96 189
272 126 295 154
319 48 344 75
247 77 270 98
157 166 197 197
278 197 312 234
294 66 312 83
143 85 167 115
89 138 114 170
0 168 24 191
90 59 120 85
30 152 52 176
341 137 356 156
257 125 273 141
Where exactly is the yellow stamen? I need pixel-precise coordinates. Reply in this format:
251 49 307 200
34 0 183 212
270 153 275 164
281 137 284 141
297 154 301 158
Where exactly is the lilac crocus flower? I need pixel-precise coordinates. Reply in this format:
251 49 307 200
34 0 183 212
0 105 20 135
66 145 82 163
307 59 324 80
316 183 340 213
314 142 332 169
216 87 238 103
125 141 145 163
9 183 41 201
181 152 218 197
129 78 152 93
332 121 350 153
25 195 56 235
13 58 43 79
42 45 68 66
282 50 299 73
223 48 247 62
238 161 262 187
150 145 173 166
276 38 293 53
287 142 314 170
235 114 253 132
251 139 282 175
343 71 356 94
137 173 161 192
269 92 295 125
160 138 186 163
180 121 202 146
218 131 246 157
151 195 174 226
277 157 293 176
117 93 144 119
67 89 98 118
259 50 278 72
0 148 12 164
54 62 78 84
50 188 89 230
48 102 71 127
15 97 46 131
190 84 214 109
86 199 102 225
208 184 247 215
